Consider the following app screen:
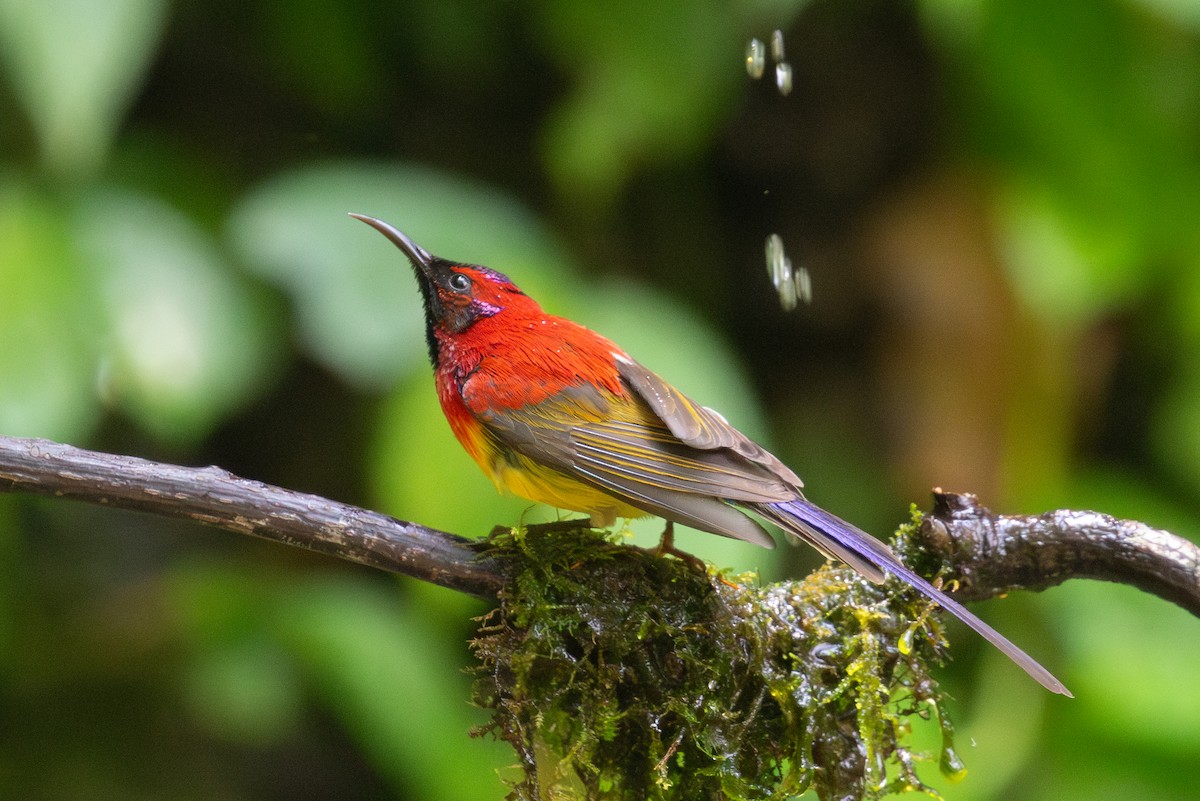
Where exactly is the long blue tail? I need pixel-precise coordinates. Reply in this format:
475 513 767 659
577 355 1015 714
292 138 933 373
757 498 1071 697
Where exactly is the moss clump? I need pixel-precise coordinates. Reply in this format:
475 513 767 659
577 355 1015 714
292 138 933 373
471 519 959 801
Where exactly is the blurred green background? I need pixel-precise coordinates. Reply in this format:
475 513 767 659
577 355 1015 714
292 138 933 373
1 0 1198 798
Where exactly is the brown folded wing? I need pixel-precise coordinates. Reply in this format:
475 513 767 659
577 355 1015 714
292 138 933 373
471 355 808 548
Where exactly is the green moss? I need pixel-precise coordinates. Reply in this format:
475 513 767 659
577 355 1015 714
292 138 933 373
471 520 959 801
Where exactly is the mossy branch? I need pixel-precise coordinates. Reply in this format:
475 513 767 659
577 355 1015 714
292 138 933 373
472 524 965 801
3 435 1199 799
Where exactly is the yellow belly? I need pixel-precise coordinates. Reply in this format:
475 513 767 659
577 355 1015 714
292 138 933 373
486 449 647 527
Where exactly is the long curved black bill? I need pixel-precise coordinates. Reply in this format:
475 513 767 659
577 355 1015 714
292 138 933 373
348 213 434 273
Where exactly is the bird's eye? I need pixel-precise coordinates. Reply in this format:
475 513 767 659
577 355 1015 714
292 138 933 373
448 273 471 292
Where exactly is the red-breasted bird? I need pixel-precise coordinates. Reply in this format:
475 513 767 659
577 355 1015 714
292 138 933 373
351 213 1070 697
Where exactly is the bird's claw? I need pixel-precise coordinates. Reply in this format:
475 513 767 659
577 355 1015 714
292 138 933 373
648 521 709 573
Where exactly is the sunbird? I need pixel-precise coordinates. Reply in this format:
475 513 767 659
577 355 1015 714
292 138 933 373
351 213 1070 697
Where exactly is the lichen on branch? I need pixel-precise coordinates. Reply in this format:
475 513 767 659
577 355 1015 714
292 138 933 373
470 519 965 801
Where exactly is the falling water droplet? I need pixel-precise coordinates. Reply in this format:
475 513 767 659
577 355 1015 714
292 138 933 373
778 255 796 310
778 273 798 311
764 234 810 310
940 744 968 783
776 61 793 96
745 38 765 79
795 265 812 304
770 29 786 62
934 700 969 783
764 234 784 287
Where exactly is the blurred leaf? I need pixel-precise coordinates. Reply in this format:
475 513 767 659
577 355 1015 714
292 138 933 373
1128 0 1200 29
537 0 745 207
75 188 281 443
1158 258 1200 494
995 181 1141 327
404 0 514 88
228 161 576 389
260 0 380 116
945 0 1200 320
107 132 243 228
0 499 19 659
1069 466 1200 539
170 563 510 797
1150 363 1200 499
1056 581 1200 752
918 0 986 47
0 180 101 439
968 0 1151 207
183 636 304 746
171 567 304 747
0 0 167 176
735 0 810 18
275 577 512 801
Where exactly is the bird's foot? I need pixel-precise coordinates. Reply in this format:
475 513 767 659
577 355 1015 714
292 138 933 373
648 521 708 573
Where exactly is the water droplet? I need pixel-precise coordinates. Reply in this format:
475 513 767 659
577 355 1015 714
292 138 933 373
776 61 793 96
764 234 809 310
770 29 786 62
795 264 812 304
778 270 798 310
764 234 784 286
898 624 916 655
745 38 765 79
940 745 968 783
934 700 969 783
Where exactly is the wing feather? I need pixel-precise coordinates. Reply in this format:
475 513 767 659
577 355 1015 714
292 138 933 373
614 355 804 489
571 463 776 547
572 422 793 502
471 365 804 546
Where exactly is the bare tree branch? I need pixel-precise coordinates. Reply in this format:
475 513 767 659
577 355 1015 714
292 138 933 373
917 489 1200 616
2 436 1198 619
0 436 505 598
